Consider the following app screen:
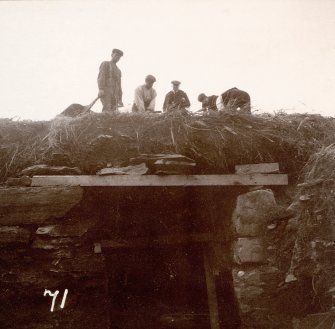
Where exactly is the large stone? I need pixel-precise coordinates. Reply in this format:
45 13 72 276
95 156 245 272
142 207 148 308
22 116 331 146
232 266 287 328
21 164 81 176
130 153 195 165
0 187 83 225
0 226 31 244
5 176 32 187
233 237 266 264
36 217 98 237
235 163 280 174
232 189 278 237
97 163 148 175
50 254 106 273
153 159 196 174
32 237 75 250
232 266 282 290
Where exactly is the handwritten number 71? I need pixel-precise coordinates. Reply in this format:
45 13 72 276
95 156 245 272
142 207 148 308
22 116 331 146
43 289 68 312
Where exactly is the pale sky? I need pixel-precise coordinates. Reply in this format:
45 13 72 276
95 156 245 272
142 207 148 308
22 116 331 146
0 0 334 120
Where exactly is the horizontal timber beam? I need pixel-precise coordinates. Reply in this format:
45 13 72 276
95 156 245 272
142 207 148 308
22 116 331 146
99 232 224 250
32 174 288 187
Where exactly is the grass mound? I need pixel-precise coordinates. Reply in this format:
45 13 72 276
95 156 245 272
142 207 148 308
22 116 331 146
1 111 335 182
274 145 335 314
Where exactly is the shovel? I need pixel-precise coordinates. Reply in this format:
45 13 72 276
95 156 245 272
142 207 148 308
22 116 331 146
60 96 100 117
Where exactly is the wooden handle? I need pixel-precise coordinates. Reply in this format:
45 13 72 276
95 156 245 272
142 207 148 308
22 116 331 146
86 96 100 111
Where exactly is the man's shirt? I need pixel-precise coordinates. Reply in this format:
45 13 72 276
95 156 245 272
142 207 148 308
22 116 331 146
133 85 157 112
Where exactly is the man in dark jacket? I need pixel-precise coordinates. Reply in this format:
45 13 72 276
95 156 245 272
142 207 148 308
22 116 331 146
197 93 219 111
198 87 251 113
163 80 190 112
97 48 123 112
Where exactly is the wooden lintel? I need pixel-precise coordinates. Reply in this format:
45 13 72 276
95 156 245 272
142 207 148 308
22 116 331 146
99 233 224 250
32 174 288 187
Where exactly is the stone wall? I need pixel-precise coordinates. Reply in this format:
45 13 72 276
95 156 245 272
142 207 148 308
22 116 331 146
0 185 300 329
0 186 110 329
230 189 293 329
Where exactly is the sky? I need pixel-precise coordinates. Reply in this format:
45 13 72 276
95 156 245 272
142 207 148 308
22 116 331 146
0 0 335 120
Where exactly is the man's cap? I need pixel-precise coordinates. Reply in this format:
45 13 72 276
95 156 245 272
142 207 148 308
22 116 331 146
198 93 207 102
112 49 124 56
145 75 156 83
171 80 181 85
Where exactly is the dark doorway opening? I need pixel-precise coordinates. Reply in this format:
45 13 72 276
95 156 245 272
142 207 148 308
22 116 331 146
105 245 240 329
87 186 241 329
106 245 210 329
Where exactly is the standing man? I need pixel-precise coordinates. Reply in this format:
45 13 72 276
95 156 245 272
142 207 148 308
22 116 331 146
97 49 124 112
198 87 251 113
132 75 157 112
163 80 190 112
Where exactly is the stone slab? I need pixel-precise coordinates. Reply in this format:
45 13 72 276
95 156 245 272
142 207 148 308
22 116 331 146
233 237 266 264
232 189 278 237
0 187 83 225
235 163 279 174
0 226 31 244
22 164 81 176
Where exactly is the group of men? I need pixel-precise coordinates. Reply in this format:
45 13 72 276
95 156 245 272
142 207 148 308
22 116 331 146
97 49 251 114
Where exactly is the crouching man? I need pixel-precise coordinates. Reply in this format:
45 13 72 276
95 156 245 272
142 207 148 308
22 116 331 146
132 75 157 112
198 87 251 114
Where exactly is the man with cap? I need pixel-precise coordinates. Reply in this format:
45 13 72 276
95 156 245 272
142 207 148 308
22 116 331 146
198 87 251 113
163 80 190 112
132 75 157 112
97 48 124 112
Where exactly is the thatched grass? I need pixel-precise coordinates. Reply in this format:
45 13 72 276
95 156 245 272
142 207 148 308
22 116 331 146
1 111 335 182
0 118 50 182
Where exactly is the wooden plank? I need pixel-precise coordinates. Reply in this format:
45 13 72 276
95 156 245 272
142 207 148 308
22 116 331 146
203 249 220 329
235 162 279 174
32 174 288 187
100 233 224 250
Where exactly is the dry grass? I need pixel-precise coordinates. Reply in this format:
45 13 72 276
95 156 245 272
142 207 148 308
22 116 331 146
1 110 335 181
276 145 335 309
0 118 50 182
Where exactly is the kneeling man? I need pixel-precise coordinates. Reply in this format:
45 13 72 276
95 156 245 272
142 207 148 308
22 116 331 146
132 75 157 112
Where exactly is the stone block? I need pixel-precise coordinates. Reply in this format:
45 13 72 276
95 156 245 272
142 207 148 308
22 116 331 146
0 186 83 225
21 164 81 176
235 162 279 174
0 226 31 243
6 176 32 187
51 254 106 273
232 189 278 237
97 163 148 175
232 266 287 328
32 237 75 250
233 237 266 264
36 217 98 237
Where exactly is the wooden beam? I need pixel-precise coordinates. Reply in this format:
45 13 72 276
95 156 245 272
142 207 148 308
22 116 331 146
203 249 220 329
99 233 224 250
235 162 280 174
32 174 288 187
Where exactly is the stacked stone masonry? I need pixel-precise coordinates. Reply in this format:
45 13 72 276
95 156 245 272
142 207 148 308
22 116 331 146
231 189 292 329
0 187 110 329
0 185 295 329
